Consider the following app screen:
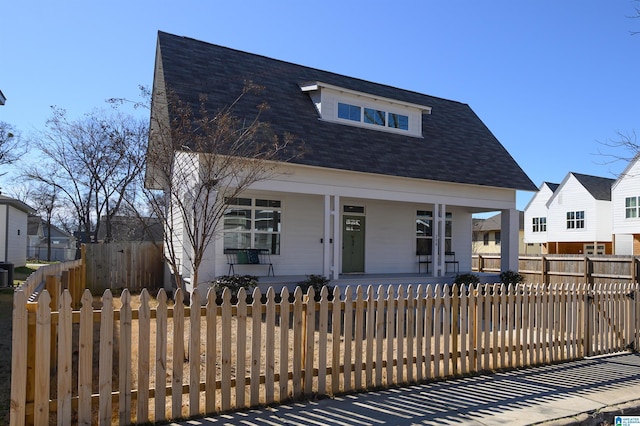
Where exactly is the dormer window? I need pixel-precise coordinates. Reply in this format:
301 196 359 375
300 81 430 137
338 103 361 122
337 102 411 131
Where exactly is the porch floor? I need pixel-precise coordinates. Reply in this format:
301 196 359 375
254 272 501 293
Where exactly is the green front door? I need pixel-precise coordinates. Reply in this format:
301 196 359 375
342 216 365 273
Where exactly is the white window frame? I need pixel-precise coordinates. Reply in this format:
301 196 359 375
223 197 282 254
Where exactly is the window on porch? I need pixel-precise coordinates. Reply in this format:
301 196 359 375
416 210 452 254
224 198 281 254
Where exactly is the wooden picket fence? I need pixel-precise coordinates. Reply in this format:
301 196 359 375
10 282 640 425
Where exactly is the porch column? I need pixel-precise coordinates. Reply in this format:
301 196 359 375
332 195 341 280
433 203 446 277
323 195 337 280
501 208 519 272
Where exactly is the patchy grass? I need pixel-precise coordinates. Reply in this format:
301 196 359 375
0 288 14 424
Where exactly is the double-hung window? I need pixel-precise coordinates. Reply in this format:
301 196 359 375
626 197 640 218
416 210 452 254
566 211 585 229
532 217 547 232
224 198 281 254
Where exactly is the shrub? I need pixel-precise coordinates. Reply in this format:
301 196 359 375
212 275 258 304
454 272 480 286
500 270 524 285
296 274 334 301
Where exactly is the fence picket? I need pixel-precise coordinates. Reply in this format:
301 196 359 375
251 287 262 406
57 290 73 426
406 285 415 382
331 287 341 394
365 286 375 388
98 290 114 426
343 287 353 391
205 290 216 414
220 289 232 411
172 289 184 418
9 290 28 426
424 285 433 378
78 290 94 425
375 285 385 387
386 286 395 384
459 285 468 374
236 288 247 408
266 287 277 403
354 286 364 390
189 291 201 416
34 291 51 426
304 287 315 396
292 287 303 398
137 289 151 423
443 285 451 377
280 287 291 399
156 290 168 421
396 286 406 383
317 287 328 396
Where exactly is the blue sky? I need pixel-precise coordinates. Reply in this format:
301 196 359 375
2 1 639 210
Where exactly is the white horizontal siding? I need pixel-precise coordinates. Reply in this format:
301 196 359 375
547 175 607 242
612 158 640 235
524 185 553 244
4 205 28 267
0 205 6 262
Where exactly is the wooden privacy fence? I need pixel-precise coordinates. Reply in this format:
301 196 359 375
84 242 164 293
473 254 640 284
11 282 640 425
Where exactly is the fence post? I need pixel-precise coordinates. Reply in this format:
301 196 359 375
81 244 87 289
45 275 60 366
541 255 548 284
583 257 590 285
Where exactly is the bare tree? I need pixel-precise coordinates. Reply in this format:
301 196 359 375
29 183 60 261
143 84 301 290
0 121 24 177
24 107 148 242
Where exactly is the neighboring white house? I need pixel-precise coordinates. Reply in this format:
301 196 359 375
523 181 559 254
148 32 537 289
612 155 640 255
0 194 35 267
543 172 615 254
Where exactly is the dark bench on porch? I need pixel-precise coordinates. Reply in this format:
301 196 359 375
226 249 275 277
445 251 459 273
417 252 431 273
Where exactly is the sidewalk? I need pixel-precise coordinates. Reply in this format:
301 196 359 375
170 353 640 426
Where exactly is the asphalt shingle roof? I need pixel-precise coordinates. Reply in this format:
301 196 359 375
154 32 537 192
572 173 615 201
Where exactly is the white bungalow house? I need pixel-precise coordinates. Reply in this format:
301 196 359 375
0 194 35 267
612 155 640 254
148 32 536 290
543 172 615 254
523 181 559 254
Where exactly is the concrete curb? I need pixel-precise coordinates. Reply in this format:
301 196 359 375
539 399 640 426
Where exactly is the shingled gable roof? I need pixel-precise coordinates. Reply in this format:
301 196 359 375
571 172 615 201
153 31 536 192
544 182 560 192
